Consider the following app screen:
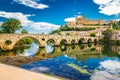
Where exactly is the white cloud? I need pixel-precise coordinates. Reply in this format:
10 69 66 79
29 22 60 30
90 60 120 80
91 71 120 80
0 11 60 33
64 17 76 22
93 0 112 5
31 67 49 72
0 11 32 26
93 0 120 16
99 60 120 74
13 0 49 9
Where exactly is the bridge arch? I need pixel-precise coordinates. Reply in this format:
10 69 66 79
87 38 92 43
71 39 76 44
60 39 68 45
78 38 85 44
94 39 98 43
46 39 56 46
6 36 41 51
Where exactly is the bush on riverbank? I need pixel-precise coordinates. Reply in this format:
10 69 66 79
100 39 120 45
109 40 120 45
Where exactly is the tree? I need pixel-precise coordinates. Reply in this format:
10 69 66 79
60 24 68 31
102 29 114 40
112 22 120 30
1 19 22 33
90 32 96 37
117 20 120 26
112 22 118 29
0 30 3 33
21 29 28 34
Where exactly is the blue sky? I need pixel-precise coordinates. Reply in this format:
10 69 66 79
0 0 120 34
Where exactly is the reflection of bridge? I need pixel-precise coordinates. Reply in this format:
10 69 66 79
34 44 103 60
0 34 100 51
0 44 103 66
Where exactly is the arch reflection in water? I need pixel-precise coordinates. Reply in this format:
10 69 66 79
17 42 39 57
45 45 55 54
60 45 67 51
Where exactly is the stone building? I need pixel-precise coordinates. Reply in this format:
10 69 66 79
66 15 111 28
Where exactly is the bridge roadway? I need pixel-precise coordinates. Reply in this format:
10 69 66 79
0 34 100 51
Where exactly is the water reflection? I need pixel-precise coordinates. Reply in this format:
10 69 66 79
17 43 39 57
0 43 120 80
91 60 120 80
45 45 55 54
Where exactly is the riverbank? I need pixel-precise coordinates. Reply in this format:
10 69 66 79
100 39 120 45
0 64 60 80
109 40 120 45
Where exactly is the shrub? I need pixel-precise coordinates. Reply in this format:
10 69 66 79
90 32 96 37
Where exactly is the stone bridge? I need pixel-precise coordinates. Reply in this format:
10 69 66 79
0 34 100 51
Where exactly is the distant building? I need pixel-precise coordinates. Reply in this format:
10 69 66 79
66 15 112 28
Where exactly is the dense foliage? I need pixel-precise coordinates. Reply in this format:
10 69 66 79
21 29 28 34
50 30 61 35
50 25 95 34
1 19 22 33
90 32 96 37
60 25 95 31
112 21 120 30
102 29 114 40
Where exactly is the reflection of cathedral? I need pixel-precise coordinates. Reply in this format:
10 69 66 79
66 15 112 28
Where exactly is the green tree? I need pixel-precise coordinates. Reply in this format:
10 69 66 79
112 22 120 30
21 29 28 34
0 30 3 33
102 29 114 40
1 19 22 33
60 24 68 31
90 32 96 37
112 22 117 28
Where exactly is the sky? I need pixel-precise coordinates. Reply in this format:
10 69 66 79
0 0 120 34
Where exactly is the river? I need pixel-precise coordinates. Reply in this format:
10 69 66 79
0 43 120 80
